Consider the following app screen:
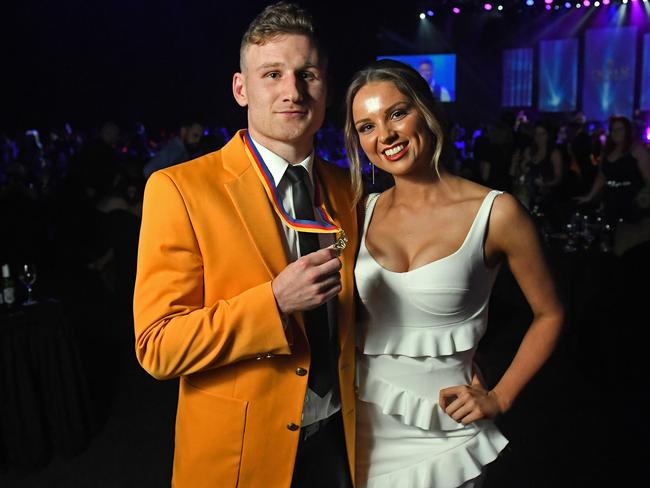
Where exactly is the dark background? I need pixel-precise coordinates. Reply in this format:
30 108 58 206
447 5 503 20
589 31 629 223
1 2 649 486
4 1 649 133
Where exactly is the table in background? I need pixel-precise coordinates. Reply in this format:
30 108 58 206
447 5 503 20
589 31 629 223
0 299 94 471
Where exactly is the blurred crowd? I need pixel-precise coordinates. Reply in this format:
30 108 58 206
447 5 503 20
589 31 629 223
446 111 650 255
1 111 649 301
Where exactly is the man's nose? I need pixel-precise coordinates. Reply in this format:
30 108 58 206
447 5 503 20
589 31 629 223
282 74 304 103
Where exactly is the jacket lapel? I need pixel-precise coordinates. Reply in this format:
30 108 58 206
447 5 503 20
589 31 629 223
223 131 288 279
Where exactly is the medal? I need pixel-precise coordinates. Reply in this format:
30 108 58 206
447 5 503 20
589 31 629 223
333 231 348 250
243 131 347 248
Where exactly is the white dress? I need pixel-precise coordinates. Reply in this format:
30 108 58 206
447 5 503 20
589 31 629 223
355 190 509 488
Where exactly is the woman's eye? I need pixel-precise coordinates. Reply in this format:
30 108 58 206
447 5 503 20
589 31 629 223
391 109 407 119
357 124 373 133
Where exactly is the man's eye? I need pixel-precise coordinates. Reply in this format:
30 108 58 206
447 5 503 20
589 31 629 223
266 72 280 79
300 71 316 80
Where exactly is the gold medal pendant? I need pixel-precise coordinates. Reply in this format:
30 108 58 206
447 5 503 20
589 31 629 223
333 231 348 250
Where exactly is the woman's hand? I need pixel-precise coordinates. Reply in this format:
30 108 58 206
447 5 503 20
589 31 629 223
439 383 508 425
573 194 591 205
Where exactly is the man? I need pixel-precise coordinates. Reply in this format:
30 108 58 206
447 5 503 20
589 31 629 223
142 119 204 179
133 3 357 488
417 58 451 102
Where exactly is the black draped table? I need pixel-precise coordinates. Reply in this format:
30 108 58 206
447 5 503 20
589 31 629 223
0 300 94 470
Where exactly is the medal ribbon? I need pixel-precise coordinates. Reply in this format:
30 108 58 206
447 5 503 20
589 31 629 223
243 130 341 236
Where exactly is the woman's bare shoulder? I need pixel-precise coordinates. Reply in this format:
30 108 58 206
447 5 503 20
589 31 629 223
453 176 495 203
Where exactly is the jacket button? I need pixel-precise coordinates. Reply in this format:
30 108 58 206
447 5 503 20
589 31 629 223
295 367 307 376
287 422 300 431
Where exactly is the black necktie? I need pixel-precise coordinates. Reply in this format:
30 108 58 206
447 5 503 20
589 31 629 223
285 165 336 397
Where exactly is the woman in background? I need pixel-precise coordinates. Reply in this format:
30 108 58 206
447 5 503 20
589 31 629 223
576 116 650 254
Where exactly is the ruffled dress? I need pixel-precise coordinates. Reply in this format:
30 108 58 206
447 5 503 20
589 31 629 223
355 190 508 488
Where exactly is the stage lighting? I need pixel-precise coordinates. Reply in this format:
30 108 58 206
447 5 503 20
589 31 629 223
594 1 600 5
484 3 493 10
644 126 650 143
526 0 535 5
603 0 610 4
622 0 628 4
498 4 504 10
576 2 581 6
565 1 572 6
554 3 560 7
452 7 461 13
419 12 426 19
427 10 434 16
583 0 590 5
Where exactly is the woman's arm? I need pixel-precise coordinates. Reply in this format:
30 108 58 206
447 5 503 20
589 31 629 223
575 162 605 204
631 144 650 188
542 148 564 188
440 194 564 423
486 194 564 410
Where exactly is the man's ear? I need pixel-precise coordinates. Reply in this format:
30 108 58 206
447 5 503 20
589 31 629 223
232 72 248 107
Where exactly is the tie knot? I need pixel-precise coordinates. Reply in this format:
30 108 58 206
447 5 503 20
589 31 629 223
285 164 309 185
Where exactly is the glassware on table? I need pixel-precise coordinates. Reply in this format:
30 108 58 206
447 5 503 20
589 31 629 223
18 263 37 306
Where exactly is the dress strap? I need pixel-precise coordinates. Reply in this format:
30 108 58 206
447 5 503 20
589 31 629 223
362 193 381 234
463 190 503 258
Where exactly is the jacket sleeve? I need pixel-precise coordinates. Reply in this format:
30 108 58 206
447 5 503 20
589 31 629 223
133 171 291 380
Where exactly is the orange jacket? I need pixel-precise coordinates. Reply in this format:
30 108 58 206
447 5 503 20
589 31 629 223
134 130 358 487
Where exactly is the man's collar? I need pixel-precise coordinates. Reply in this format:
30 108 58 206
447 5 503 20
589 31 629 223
248 135 314 187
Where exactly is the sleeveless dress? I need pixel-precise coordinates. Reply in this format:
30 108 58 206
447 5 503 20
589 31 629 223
355 190 509 488
601 153 645 223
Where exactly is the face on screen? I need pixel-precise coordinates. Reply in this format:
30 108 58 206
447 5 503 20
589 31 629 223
378 54 455 102
418 61 434 84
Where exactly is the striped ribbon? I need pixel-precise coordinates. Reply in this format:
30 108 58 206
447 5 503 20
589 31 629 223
243 130 343 238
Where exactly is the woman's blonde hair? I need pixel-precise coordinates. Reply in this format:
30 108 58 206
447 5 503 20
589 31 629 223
344 59 447 205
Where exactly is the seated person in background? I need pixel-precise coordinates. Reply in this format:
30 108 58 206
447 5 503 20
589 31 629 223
417 58 451 102
142 119 204 178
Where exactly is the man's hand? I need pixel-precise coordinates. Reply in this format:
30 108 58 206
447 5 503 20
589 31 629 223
272 248 342 315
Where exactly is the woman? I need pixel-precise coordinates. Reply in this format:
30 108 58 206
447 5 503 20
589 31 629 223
511 120 565 211
576 116 650 253
344 59 564 488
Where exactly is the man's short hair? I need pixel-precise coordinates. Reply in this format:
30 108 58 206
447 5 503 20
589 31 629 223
239 2 323 70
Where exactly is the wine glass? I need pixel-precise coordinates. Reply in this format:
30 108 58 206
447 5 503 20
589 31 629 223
19 263 37 306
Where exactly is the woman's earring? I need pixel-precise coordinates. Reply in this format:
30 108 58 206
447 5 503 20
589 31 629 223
372 163 375 185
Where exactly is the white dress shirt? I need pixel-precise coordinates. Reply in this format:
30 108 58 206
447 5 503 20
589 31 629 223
250 136 341 427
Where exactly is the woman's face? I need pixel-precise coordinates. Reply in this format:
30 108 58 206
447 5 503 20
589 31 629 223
610 121 626 146
352 81 433 177
533 126 548 147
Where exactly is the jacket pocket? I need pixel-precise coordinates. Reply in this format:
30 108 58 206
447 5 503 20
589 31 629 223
173 380 248 488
